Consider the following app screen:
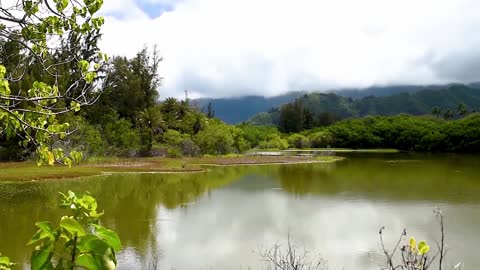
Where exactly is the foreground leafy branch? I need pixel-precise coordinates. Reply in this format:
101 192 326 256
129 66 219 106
27 190 121 270
1 0 106 165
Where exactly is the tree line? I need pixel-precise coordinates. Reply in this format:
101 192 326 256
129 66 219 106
2 0 480 162
249 86 480 132
2 41 480 160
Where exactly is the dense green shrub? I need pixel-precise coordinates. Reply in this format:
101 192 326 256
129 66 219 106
231 127 250 153
287 134 310 149
238 124 280 147
180 138 201 156
442 113 480 152
167 148 183 158
0 143 26 161
308 131 334 148
103 118 141 156
194 124 236 155
62 116 105 157
307 113 480 152
162 130 188 146
258 134 289 150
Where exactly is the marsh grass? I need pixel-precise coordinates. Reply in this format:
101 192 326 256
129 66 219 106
0 155 343 181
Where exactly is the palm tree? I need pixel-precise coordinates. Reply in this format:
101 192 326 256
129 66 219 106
178 100 190 119
161 97 181 128
161 97 180 116
431 107 442 118
443 109 454 120
457 103 468 117
139 106 165 154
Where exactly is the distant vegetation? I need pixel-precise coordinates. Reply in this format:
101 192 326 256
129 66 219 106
1 0 480 162
299 114 480 152
196 84 480 124
2 48 480 161
249 84 480 130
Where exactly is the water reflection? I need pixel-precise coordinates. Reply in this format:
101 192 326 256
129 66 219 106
0 153 479 269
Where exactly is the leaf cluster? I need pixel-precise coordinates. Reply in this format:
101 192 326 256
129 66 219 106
27 190 121 270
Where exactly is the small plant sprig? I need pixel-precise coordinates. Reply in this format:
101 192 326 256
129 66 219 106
379 227 435 270
27 190 121 270
379 209 464 270
0 254 14 270
401 237 431 269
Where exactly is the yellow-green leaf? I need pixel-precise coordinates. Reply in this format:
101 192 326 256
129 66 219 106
60 217 86 236
418 240 430 255
409 237 416 252
0 65 6 78
47 151 55 166
64 157 72 168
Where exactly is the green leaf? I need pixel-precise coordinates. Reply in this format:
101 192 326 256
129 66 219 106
60 217 86 236
27 222 55 245
0 255 14 270
77 60 89 73
31 242 54 270
47 151 55 166
70 151 83 163
419 245 430 255
91 224 122 252
71 101 81 112
409 237 416 252
53 148 64 160
418 240 430 255
36 221 55 234
85 0 103 15
64 157 73 168
0 256 8 263
0 65 6 78
0 79 11 96
76 253 116 270
78 195 97 211
76 236 116 270
55 0 69 12
85 72 96 83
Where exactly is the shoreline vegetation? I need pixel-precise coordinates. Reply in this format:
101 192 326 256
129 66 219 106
0 153 346 182
2 46 480 169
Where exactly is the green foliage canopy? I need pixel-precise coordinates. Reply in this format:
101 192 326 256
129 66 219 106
0 0 106 165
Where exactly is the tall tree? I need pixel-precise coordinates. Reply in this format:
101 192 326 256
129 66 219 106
90 47 162 124
279 98 305 133
206 102 215 118
139 106 165 154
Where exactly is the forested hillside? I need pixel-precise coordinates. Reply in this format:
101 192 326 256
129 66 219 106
193 92 306 124
194 84 480 124
249 84 480 132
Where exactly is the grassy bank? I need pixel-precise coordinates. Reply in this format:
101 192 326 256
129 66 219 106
0 155 344 182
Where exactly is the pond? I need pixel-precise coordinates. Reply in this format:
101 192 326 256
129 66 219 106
1 153 479 269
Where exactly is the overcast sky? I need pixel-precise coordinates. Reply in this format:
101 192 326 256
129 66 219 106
99 0 480 98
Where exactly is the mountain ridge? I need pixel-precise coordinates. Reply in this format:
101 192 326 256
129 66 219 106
193 83 480 124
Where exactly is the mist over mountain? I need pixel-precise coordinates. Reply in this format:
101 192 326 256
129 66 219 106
193 83 480 124
192 92 306 124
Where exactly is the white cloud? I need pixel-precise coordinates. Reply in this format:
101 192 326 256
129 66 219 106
99 0 480 98
101 0 149 20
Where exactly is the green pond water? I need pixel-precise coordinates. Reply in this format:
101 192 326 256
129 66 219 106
1 153 479 269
